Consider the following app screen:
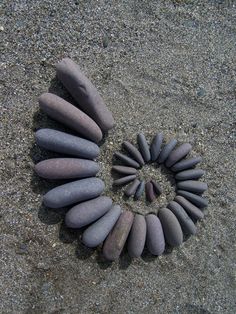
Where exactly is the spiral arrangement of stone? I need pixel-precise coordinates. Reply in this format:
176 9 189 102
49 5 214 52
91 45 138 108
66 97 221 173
34 57 208 262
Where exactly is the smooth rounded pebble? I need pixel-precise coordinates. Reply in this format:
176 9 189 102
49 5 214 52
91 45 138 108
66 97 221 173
35 158 99 180
145 181 156 202
113 174 136 186
165 143 192 168
65 196 112 229
171 156 202 172
128 214 146 258
151 180 162 195
158 139 177 163
103 211 134 261
137 133 151 162
175 169 205 181
82 205 122 247
123 141 145 166
43 177 104 208
39 93 102 143
124 179 140 197
56 58 114 132
175 196 204 220
134 180 145 200
177 180 208 194
177 190 208 208
112 165 137 175
35 129 100 159
114 152 140 168
145 214 165 256
167 201 197 235
150 132 163 161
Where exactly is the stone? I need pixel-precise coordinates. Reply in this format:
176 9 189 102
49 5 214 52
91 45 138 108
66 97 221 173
127 214 146 258
175 169 205 181
177 180 208 194
43 177 104 208
39 93 103 143
65 196 112 228
177 190 208 208
158 139 177 163
103 211 134 261
111 165 137 175
56 58 114 132
113 174 136 186
82 205 122 247
175 196 204 220
150 180 162 195
35 158 99 180
134 180 145 200
165 143 192 168
137 133 151 162
123 141 145 166
145 214 165 256
171 156 202 172
124 179 140 197
35 129 100 159
150 132 163 161
114 152 140 168
145 181 156 202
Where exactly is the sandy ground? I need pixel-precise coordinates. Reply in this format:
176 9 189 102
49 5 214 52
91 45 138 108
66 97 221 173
1 1 236 313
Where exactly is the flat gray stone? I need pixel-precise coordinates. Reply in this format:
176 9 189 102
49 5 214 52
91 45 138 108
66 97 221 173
165 143 192 168
124 179 140 197
112 165 137 175
175 169 205 181
171 156 202 172
177 190 208 208
177 180 208 194
114 152 140 168
175 195 204 220
146 214 165 256
128 214 146 258
158 139 177 163
137 133 151 162
150 133 163 161
123 141 145 166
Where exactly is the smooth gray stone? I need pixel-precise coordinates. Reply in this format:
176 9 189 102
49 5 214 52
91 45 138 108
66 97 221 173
146 214 165 256
123 141 145 166
177 190 208 208
158 139 177 163
56 58 114 132
113 174 136 186
175 169 205 181
171 156 202 172
43 177 104 208
35 129 100 159
145 181 156 202
35 158 99 180
177 180 208 194
39 93 102 143
128 214 146 258
124 179 140 197
134 180 145 200
151 180 162 195
150 133 163 161
167 201 197 235
137 133 151 162
112 165 137 175
175 196 204 220
82 205 121 247
114 152 140 168
165 143 192 168
158 208 183 247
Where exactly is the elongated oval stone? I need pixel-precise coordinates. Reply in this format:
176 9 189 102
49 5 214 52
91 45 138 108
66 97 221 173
137 133 151 162
177 190 208 208
158 208 183 246
150 132 163 161
124 179 140 197
35 129 100 159
65 196 112 229
56 58 114 132
113 174 136 186
151 180 162 195
165 143 192 168
112 165 137 175
128 214 146 258
43 177 104 208
82 205 121 247
171 156 202 172
167 201 196 235
39 93 102 143
145 181 156 202
158 139 177 163
175 196 204 220
177 180 208 194
35 158 99 180
103 211 134 261
175 169 205 181
114 152 140 168
134 180 145 200
123 141 145 166
146 214 165 256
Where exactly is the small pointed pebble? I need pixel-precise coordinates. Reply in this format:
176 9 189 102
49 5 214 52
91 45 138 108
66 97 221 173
167 201 197 235
177 190 208 208
113 175 136 186
150 133 163 161
137 133 151 162
177 180 208 194
112 165 137 175
123 141 145 166
175 169 205 181
165 143 192 168
43 177 104 208
128 214 146 258
145 214 165 256
82 205 121 247
150 180 162 195
158 139 177 163
114 152 140 168
171 156 202 172
175 196 204 220
103 211 134 261
145 181 156 202
124 179 140 197
134 180 145 200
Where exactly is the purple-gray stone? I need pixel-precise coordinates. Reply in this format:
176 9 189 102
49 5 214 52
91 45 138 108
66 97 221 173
151 180 162 195
113 174 136 186
145 181 156 202
150 132 163 161
158 139 177 164
114 152 140 168
112 165 137 175
165 143 192 168
175 196 204 220
171 156 202 172
134 180 145 200
128 214 146 258
177 180 208 194
145 214 165 256
175 169 205 181
177 190 208 208
137 133 151 162
123 141 145 166
124 179 140 197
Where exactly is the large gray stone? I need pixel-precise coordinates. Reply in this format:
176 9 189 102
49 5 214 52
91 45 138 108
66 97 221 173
150 132 163 161
127 214 146 258
165 143 192 168
158 139 177 163
171 156 202 172
175 195 204 220
175 169 205 181
146 214 165 256
137 133 151 162
177 180 208 194
177 190 208 208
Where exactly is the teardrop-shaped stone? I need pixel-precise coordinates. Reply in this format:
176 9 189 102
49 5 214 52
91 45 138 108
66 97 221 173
112 165 137 175
177 190 208 208
123 141 145 166
171 156 202 172
158 139 177 163
175 196 204 220
165 143 192 168
146 214 165 256
150 132 163 161
137 133 151 162
177 180 208 194
113 174 136 186
151 180 162 195
124 179 140 197
114 152 140 168
175 169 205 181
134 180 145 200
145 181 156 202
128 214 146 258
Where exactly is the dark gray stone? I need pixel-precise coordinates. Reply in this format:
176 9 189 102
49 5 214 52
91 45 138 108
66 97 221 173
137 133 151 162
175 169 205 181
112 165 137 175
177 180 208 194
124 179 140 197
165 143 192 168
175 196 204 220
158 139 177 163
151 180 162 195
123 141 145 166
150 133 163 161
128 214 146 258
177 190 208 208
145 214 165 256
145 181 156 202
171 156 202 172
114 152 140 168
113 174 136 186
134 180 145 200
